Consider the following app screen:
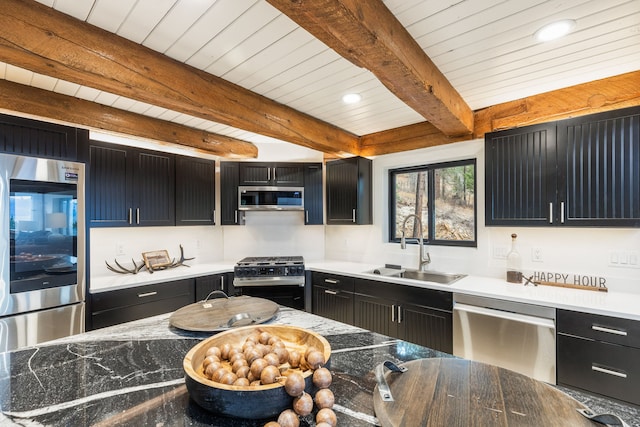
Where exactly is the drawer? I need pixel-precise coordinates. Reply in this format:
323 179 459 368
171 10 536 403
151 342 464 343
92 293 194 329
91 278 195 313
312 272 355 292
557 334 640 406
557 309 640 348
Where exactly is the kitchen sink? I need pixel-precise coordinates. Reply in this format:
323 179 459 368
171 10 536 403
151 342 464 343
398 269 466 285
367 267 466 285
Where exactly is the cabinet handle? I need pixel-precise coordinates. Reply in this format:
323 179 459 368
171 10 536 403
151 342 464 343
592 364 627 379
268 168 271 181
128 208 132 225
324 279 339 284
324 289 338 295
212 209 216 225
136 208 140 224
234 210 238 224
397 306 402 324
221 276 225 292
549 203 553 224
138 291 157 298
560 202 565 224
273 167 276 182
352 209 356 223
592 325 627 336
391 304 396 322
305 210 309 223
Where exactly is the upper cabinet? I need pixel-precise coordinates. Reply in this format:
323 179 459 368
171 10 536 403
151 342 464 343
303 163 323 225
220 162 244 225
326 156 372 225
88 140 175 227
239 162 304 186
0 113 88 162
175 156 216 226
486 106 640 227
221 161 322 225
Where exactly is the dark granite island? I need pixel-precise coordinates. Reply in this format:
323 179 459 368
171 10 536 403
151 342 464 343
1 307 638 426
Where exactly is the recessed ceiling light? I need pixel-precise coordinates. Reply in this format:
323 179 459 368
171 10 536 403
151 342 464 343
342 93 362 104
534 19 576 42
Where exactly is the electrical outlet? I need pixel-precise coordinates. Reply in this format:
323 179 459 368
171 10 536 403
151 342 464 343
493 246 507 259
116 243 125 256
531 247 543 262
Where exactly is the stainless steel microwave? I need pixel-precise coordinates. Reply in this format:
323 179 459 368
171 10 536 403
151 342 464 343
238 186 304 211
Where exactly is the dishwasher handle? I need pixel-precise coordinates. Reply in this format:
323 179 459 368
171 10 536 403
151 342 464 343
454 302 555 330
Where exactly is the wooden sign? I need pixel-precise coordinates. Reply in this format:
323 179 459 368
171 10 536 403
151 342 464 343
530 271 608 292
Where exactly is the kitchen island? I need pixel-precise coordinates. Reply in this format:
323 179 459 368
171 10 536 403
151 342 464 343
1 307 638 426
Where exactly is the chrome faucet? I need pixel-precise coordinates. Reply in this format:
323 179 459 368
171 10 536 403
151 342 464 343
400 214 431 271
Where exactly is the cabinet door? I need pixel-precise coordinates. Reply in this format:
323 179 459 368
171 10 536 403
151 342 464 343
87 142 132 227
239 163 271 185
220 162 243 225
326 157 372 224
558 106 640 227
0 113 86 161
176 156 215 225
485 123 557 226
312 285 354 325
353 293 397 337
133 150 175 226
304 163 323 225
399 303 452 353
273 164 304 186
195 274 226 301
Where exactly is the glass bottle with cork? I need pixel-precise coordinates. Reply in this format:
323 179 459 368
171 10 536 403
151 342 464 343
506 233 523 283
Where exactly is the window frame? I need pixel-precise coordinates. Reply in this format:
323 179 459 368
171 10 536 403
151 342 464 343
389 158 477 248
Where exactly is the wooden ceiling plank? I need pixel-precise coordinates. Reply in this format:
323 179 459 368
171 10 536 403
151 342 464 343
473 70 640 138
0 0 359 156
0 78 258 158
266 0 474 137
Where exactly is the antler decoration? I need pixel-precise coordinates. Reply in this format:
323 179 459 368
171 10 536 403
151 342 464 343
105 244 195 275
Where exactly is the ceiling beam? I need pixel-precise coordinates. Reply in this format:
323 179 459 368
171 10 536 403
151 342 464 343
266 0 474 138
360 122 468 157
474 70 640 138
0 0 360 157
0 79 258 158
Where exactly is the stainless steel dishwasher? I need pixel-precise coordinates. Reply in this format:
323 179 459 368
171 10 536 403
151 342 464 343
453 293 556 383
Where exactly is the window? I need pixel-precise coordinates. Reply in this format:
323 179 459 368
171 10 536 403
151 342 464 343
389 159 476 247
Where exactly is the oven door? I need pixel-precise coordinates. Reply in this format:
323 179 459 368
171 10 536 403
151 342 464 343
1 154 85 317
236 285 305 311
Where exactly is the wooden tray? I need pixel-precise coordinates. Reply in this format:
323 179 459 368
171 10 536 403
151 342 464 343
169 294 278 332
374 358 595 427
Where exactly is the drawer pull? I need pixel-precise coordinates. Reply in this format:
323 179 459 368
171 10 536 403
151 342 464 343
138 291 158 298
324 279 339 284
324 289 338 295
592 325 627 336
592 365 627 379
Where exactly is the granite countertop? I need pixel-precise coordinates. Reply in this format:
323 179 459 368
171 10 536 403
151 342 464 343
1 308 638 426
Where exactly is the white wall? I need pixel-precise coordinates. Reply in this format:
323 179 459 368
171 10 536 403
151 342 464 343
324 139 640 294
88 131 640 293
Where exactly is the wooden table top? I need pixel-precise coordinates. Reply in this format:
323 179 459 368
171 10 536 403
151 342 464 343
374 358 595 427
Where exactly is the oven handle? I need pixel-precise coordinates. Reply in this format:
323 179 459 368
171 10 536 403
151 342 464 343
453 303 555 329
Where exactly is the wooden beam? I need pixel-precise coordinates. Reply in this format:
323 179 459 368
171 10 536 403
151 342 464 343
266 0 474 137
474 70 640 138
0 0 359 156
0 79 258 158
359 122 469 156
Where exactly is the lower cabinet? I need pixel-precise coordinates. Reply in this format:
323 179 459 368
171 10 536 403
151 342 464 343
90 278 195 330
195 273 234 301
353 278 452 353
557 310 640 406
310 272 453 353
311 272 355 325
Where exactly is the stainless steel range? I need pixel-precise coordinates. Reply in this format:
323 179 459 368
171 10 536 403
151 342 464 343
233 256 306 310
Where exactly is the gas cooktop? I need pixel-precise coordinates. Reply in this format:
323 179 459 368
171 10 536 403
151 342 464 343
236 256 304 266
234 256 305 286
